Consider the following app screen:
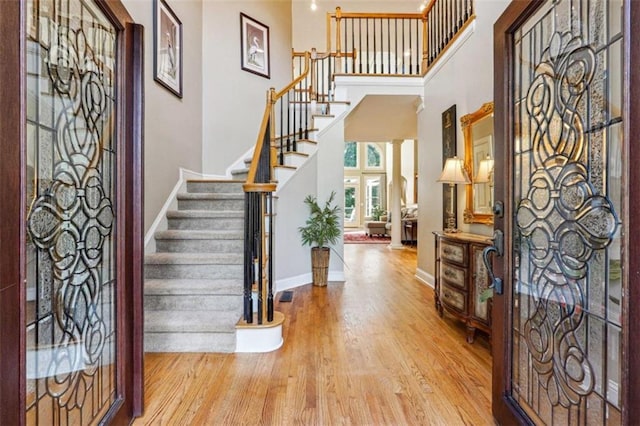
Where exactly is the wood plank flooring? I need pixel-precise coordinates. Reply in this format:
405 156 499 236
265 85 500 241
133 244 493 425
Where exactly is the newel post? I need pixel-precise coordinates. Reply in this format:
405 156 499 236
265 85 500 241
335 7 342 71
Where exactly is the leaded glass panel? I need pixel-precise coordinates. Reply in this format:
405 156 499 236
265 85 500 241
25 0 118 424
511 0 623 423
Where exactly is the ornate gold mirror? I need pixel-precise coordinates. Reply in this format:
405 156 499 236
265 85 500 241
461 102 494 225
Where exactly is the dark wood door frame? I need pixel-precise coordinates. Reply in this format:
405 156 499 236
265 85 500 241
0 1 144 424
0 2 26 425
492 0 640 423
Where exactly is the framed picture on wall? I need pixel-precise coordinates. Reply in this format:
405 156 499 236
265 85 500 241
240 13 270 79
154 0 183 98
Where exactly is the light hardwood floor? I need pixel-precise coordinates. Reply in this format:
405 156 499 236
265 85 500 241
134 244 493 425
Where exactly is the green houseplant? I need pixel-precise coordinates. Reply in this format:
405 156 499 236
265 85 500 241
299 191 341 286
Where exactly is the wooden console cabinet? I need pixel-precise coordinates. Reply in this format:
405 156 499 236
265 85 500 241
433 231 492 343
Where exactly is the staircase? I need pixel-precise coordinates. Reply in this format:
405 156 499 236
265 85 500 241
143 99 348 353
144 179 245 352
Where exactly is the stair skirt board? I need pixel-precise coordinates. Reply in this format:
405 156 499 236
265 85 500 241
236 311 285 353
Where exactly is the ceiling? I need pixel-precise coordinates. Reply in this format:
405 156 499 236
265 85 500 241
344 94 421 142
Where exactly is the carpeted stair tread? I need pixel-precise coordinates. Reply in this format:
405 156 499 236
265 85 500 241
144 252 243 265
166 210 243 220
155 230 243 240
145 310 238 333
177 193 244 200
145 279 242 295
186 179 245 183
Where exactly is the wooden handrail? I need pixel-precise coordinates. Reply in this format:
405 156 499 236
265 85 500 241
245 52 310 188
274 52 310 99
244 99 273 187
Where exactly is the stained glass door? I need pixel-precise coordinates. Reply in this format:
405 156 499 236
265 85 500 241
0 0 143 423
492 0 639 424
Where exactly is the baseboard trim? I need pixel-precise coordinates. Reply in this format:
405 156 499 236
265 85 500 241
144 167 229 254
415 268 435 289
276 270 345 292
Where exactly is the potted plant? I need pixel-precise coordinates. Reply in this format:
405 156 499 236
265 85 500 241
371 205 385 221
298 191 341 287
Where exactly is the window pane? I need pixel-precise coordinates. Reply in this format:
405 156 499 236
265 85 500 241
366 144 381 168
344 142 357 167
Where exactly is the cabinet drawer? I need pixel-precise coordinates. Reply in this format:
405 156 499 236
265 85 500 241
441 262 467 290
440 240 467 266
440 283 467 313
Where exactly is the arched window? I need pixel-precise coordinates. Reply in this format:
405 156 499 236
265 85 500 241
365 143 384 169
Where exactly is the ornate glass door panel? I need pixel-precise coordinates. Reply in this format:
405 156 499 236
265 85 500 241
25 0 118 423
493 0 629 424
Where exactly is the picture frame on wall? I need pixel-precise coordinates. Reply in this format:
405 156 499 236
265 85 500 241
240 13 270 79
442 105 457 230
154 0 183 98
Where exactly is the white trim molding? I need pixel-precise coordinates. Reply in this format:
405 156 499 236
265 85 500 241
144 167 228 253
415 268 435 289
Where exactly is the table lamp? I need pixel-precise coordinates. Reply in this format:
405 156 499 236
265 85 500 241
437 156 470 233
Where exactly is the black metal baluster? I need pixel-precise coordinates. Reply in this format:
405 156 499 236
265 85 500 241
366 18 370 73
408 19 413 74
379 18 383 73
304 71 309 139
244 192 253 322
267 192 274 322
293 88 304 152
351 18 355 73
402 18 405 73
256 192 263 325
279 94 284 165
373 18 377 73
395 18 398 73
320 56 324 102
286 91 291 154
292 88 296 148
387 19 390 74
358 18 363 72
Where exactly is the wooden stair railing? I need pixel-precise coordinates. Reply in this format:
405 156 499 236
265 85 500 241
284 2 476 106
242 52 311 325
326 1 475 77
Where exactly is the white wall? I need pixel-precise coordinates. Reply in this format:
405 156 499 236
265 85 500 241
416 0 510 278
315 115 346 276
292 0 421 51
202 1 292 174
123 0 204 233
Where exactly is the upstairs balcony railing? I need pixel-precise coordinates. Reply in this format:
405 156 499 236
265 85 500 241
292 2 475 108
328 0 474 76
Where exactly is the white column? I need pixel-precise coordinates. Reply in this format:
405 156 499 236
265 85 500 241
389 140 404 249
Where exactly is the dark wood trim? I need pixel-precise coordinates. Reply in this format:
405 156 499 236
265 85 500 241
108 20 145 425
491 1 543 424
127 21 146 420
494 0 637 424
624 0 639 422
0 1 26 423
0 0 142 423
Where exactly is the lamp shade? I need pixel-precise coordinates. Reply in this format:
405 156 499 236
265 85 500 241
475 156 494 183
437 156 471 184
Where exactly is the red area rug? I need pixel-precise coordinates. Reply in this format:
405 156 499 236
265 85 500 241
344 231 390 244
